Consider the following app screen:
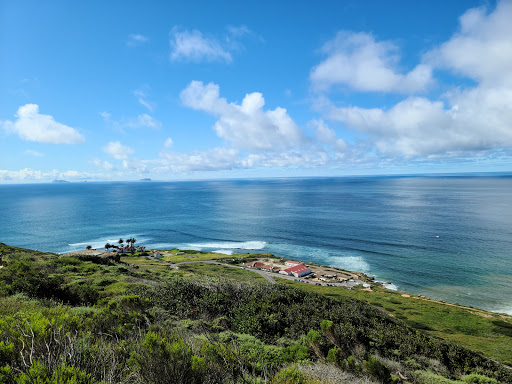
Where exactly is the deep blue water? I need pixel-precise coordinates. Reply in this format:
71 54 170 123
1 176 511 314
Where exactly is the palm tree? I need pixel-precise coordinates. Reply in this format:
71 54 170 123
105 243 112 252
86 245 92 250
132 237 136 247
118 238 124 247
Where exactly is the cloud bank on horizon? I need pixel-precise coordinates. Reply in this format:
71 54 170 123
1 0 512 182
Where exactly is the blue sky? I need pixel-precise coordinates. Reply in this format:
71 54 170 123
1 0 512 182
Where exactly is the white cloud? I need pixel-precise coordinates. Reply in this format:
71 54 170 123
311 119 346 151
160 147 240 172
240 151 329 169
426 0 512 86
122 158 149 173
102 111 161 130
1 104 84 144
125 113 161 129
133 88 153 111
164 137 174 147
310 32 432 93
317 1 512 160
24 149 44 157
100 111 111 120
0 168 92 181
180 81 304 151
103 141 134 160
92 158 115 171
127 34 149 47
328 86 512 157
170 27 232 63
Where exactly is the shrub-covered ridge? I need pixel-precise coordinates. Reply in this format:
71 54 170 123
0 242 510 383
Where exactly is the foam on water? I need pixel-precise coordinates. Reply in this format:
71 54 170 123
66 234 151 252
382 283 398 291
326 255 371 273
212 249 234 255
494 305 512 316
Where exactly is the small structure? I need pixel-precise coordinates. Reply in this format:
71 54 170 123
284 260 302 267
152 252 163 259
261 264 273 272
281 264 311 277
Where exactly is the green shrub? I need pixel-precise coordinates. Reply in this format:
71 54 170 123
461 373 498 384
272 366 308 384
363 355 391 383
414 370 458 384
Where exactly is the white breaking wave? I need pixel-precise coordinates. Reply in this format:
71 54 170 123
383 283 398 291
327 255 370 273
68 234 151 251
212 249 234 255
494 305 512 316
187 241 267 250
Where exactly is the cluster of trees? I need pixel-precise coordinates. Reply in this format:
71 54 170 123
103 237 137 253
0 243 509 383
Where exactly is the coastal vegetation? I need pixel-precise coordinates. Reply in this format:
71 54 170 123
0 242 511 383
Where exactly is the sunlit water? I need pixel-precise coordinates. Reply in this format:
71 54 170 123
1 176 511 314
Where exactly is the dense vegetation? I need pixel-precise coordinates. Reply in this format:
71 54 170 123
0 243 510 383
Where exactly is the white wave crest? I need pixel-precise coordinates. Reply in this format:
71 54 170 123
68 235 150 250
383 283 398 291
327 255 370 273
212 249 234 255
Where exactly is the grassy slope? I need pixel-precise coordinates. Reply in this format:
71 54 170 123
172 257 512 366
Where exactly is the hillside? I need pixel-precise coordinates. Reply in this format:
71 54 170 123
0 242 511 383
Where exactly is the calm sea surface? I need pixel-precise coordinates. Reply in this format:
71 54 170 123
1 176 511 314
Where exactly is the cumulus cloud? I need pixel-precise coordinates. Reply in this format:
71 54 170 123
1 104 84 144
103 141 134 160
311 119 347 151
426 0 512 86
170 28 232 63
318 1 512 160
328 87 512 157
180 81 304 151
310 31 433 93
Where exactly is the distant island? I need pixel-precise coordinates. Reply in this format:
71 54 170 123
139 178 152 181
52 179 69 183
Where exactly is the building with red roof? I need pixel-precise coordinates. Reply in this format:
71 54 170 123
280 264 311 277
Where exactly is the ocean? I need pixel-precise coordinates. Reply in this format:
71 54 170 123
1 176 511 314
